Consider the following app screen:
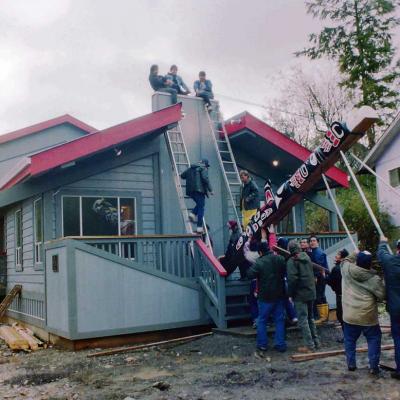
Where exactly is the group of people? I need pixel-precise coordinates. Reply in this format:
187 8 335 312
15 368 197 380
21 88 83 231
243 232 400 379
149 64 214 110
179 156 400 378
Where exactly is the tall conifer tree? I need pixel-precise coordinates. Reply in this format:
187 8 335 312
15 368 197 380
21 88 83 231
297 0 400 148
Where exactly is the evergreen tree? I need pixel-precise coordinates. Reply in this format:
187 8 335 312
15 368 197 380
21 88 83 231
297 0 400 148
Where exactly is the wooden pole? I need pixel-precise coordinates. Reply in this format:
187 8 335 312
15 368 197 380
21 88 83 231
87 332 213 358
291 344 394 362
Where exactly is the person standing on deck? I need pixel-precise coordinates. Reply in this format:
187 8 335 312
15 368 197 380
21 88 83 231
239 170 259 228
180 159 213 233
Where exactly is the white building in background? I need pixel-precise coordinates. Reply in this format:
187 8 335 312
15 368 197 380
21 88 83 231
364 111 400 227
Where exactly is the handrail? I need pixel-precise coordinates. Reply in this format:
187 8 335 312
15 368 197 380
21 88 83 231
65 234 201 240
278 231 355 236
195 240 227 277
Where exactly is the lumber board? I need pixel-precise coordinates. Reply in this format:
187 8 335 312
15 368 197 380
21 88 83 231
87 332 213 358
291 344 394 362
0 325 29 350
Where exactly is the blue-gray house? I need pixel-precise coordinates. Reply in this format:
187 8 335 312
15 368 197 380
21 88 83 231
0 94 353 345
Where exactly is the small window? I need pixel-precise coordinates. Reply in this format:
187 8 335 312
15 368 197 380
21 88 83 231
34 198 43 264
15 209 23 269
389 167 400 188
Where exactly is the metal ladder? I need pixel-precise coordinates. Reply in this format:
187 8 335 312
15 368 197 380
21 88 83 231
165 122 213 251
205 107 242 232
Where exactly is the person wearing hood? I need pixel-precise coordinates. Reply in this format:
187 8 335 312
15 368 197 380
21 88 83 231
239 170 260 228
180 159 213 233
247 241 287 353
377 236 400 380
327 248 349 342
342 251 385 375
286 240 320 353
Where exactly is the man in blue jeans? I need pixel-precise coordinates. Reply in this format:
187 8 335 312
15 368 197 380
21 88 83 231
180 159 213 233
342 251 385 375
247 242 287 353
378 236 400 380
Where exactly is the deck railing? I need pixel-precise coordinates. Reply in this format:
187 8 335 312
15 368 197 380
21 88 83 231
69 234 199 280
194 240 227 328
277 231 355 251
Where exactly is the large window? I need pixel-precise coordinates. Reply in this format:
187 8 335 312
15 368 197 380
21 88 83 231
62 196 136 237
34 198 43 265
389 167 400 188
15 209 23 269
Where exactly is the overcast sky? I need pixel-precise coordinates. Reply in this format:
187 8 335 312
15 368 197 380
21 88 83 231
0 0 398 135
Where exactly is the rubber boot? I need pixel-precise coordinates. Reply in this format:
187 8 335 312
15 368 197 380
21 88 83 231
315 303 329 324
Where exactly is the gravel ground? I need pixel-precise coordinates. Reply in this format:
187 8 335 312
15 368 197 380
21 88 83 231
0 322 399 400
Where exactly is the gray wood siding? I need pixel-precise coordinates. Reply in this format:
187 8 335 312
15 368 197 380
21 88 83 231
64 155 156 234
6 199 45 294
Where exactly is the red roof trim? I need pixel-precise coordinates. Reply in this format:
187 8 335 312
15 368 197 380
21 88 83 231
225 112 349 188
1 104 182 190
0 114 97 145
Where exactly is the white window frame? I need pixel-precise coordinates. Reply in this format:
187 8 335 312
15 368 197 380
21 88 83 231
61 195 137 237
15 209 23 269
33 198 43 265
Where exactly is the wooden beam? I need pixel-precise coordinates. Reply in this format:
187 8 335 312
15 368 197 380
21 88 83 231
291 344 394 362
87 332 213 358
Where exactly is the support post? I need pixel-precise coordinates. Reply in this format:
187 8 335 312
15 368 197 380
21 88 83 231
340 151 392 254
322 174 357 251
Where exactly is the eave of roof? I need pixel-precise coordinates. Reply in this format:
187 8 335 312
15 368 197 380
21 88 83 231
225 111 349 188
0 114 97 145
363 110 400 168
1 103 182 190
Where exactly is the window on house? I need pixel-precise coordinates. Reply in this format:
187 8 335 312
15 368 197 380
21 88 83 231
62 196 137 237
34 198 43 264
389 167 400 188
15 209 23 268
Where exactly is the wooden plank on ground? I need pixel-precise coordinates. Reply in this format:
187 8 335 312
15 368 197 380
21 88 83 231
0 325 29 350
87 332 213 358
291 344 394 362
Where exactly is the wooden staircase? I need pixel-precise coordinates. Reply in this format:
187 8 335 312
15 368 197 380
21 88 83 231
225 280 251 323
0 285 22 319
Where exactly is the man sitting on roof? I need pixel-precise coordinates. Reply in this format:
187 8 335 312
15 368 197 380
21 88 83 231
166 65 190 95
149 64 178 105
194 71 214 112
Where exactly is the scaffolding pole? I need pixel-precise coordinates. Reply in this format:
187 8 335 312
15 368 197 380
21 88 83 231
322 174 357 251
349 152 400 201
340 151 393 254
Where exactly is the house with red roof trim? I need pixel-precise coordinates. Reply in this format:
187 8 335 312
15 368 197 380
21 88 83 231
0 94 352 344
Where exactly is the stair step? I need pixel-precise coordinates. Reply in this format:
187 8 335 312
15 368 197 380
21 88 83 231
225 313 251 321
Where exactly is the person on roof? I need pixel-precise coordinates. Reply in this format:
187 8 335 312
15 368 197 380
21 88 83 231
342 250 385 375
378 236 400 380
194 71 214 112
165 65 190 95
239 170 260 228
287 240 320 353
148 64 178 104
180 159 213 233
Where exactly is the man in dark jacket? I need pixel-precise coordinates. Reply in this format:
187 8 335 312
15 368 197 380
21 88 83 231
180 159 213 233
327 249 349 342
287 240 320 353
239 170 259 228
378 236 400 379
309 235 329 322
247 242 287 353
148 64 178 104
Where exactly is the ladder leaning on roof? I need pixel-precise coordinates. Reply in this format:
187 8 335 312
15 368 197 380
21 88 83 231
164 122 213 251
205 106 242 232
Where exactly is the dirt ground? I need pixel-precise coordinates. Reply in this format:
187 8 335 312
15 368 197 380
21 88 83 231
1 323 399 400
